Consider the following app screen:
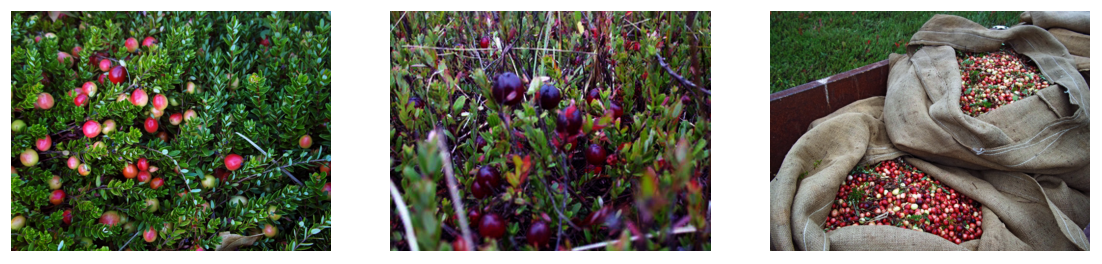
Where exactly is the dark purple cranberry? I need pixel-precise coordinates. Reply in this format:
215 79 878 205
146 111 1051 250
585 144 607 166
408 96 424 109
476 165 500 187
538 84 561 110
609 101 623 118
479 213 506 238
470 180 489 199
587 88 600 103
475 135 487 150
560 105 583 133
527 220 550 246
492 72 524 106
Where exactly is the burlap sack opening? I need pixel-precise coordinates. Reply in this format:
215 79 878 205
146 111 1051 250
770 97 1090 250
884 15 1089 192
770 97 907 251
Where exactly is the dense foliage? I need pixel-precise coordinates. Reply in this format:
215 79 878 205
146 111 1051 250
10 11 331 251
390 11 711 251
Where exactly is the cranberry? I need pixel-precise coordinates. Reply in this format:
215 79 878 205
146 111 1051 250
137 170 151 183
527 220 551 246
538 84 562 110
587 88 600 103
125 37 139 52
476 165 500 187
108 66 127 84
131 88 148 107
67 157 80 170
492 72 524 106
62 209 73 226
609 101 623 119
479 36 490 49
475 135 487 150
73 93 88 106
142 36 157 47
408 96 424 109
98 57 113 72
151 94 168 110
143 227 157 242
585 144 607 166
557 104 583 134
83 120 101 138
479 213 506 238
470 180 489 199
99 211 121 227
150 177 164 189
144 117 158 133
137 158 150 171
49 189 66 205
224 154 244 171
35 136 52 151
34 92 54 110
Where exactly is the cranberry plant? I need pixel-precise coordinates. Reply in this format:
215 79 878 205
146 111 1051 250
390 11 711 251
10 11 331 251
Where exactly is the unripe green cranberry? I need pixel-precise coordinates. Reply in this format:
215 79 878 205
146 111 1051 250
12 120 27 133
201 175 217 189
263 223 278 238
102 119 117 134
229 195 248 207
12 215 26 231
144 198 159 213
20 149 39 167
48 175 62 190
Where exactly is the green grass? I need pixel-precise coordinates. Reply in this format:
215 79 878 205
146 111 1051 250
770 11 1022 93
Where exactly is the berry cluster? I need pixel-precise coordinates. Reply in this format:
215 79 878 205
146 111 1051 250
825 158 983 245
957 47 1050 117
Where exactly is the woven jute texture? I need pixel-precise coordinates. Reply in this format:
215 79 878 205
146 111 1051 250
770 99 1090 250
884 15 1089 192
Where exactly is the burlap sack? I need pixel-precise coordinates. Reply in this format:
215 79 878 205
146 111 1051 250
1020 11 1090 34
771 97 1090 251
883 15 1090 191
770 97 907 251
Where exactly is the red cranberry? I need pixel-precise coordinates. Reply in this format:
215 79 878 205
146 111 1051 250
137 170 151 183
73 93 89 106
224 154 244 171
108 66 127 84
585 144 607 166
83 120 101 138
479 36 490 49
124 37 139 52
35 136 52 151
557 104 583 134
492 72 524 106
62 209 73 225
150 177 164 189
538 84 562 110
35 92 55 110
50 189 66 205
479 213 506 238
142 36 158 47
136 158 149 171
144 117 158 133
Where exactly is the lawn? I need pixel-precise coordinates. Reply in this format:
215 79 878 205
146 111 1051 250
770 11 1022 93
